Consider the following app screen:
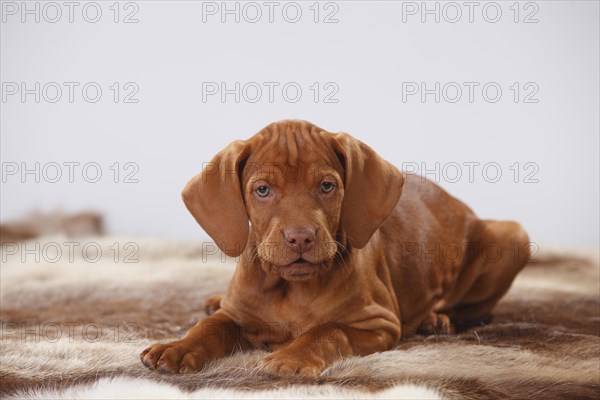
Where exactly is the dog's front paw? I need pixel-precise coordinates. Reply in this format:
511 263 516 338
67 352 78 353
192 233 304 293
140 340 207 374
419 312 454 336
259 350 325 378
203 294 223 315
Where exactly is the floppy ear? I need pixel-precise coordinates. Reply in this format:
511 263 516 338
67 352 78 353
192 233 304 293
331 133 405 249
181 140 251 257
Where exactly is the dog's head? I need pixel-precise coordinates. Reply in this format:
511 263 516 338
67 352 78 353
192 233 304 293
183 120 404 281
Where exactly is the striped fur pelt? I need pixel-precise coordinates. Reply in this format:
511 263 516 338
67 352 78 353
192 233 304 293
1 236 598 399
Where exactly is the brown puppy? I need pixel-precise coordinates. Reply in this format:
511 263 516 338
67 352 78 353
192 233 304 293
141 120 530 377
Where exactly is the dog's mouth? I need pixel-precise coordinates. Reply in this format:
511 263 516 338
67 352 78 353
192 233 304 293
278 258 321 279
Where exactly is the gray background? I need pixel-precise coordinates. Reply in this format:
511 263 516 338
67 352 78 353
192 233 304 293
1 1 598 248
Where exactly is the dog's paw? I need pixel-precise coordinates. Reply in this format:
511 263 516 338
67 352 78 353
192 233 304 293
203 294 223 315
140 340 207 374
259 351 325 378
419 312 454 336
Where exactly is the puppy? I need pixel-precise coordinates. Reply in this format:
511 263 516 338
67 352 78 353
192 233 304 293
141 120 529 377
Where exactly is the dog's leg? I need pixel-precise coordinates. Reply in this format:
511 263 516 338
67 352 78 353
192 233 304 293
260 323 398 377
447 220 530 322
140 310 251 374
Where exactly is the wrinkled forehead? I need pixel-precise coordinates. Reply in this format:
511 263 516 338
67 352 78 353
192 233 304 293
242 162 340 186
242 124 343 183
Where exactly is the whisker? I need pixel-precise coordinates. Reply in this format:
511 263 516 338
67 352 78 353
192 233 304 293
333 239 351 272
247 245 261 264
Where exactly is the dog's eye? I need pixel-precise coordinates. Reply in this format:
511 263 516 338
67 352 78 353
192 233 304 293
320 182 335 193
255 186 271 198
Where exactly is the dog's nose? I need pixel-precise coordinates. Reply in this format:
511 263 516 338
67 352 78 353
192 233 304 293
284 226 316 253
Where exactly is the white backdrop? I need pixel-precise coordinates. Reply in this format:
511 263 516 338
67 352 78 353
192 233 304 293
1 1 598 248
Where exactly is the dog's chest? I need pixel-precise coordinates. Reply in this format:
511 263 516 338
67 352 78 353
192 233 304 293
223 288 324 349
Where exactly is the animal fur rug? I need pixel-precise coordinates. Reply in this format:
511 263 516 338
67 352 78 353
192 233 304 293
1 236 598 399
